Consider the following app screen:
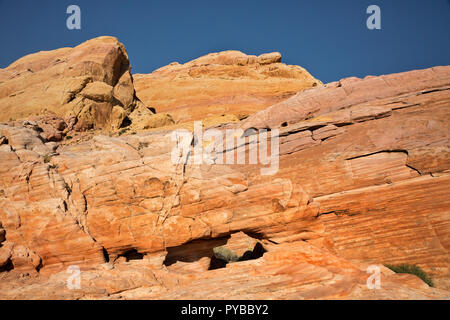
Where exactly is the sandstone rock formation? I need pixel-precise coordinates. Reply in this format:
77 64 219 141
0 55 449 299
133 50 321 126
127 104 174 131
0 36 150 132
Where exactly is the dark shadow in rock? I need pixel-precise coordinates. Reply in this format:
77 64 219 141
0 259 14 272
209 242 267 270
163 236 230 267
238 242 267 262
209 255 228 270
118 249 144 262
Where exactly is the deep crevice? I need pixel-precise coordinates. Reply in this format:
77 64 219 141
420 87 449 95
35 260 43 272
345 149 408 161
307 124 327 131
118 249 144 262
102 247 110 263
334 122 354 128
0 259 14 272
66 94 76 104
319 135 336 142
405 164 422 175
120 116 132 128
243 231 266 241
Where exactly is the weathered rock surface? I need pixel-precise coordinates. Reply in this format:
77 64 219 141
127 104 175 131
0 36 149 131
133 50 321 126
0 53 449 299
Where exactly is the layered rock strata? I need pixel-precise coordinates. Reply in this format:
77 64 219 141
0 65 449 299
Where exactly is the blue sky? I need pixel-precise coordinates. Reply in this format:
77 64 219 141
0 0 449 83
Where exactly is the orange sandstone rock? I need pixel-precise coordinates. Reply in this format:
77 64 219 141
0 42 449 299
0 36 147 131
133 50 321 125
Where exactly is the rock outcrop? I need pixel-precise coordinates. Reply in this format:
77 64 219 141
0 57 449 299
133 50 321 126
0 36 149 132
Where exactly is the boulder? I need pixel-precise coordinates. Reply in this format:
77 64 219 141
0 36 144 131
80 81 114 102
128 104 174 130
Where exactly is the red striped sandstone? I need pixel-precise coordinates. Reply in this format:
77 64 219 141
0 47 449 298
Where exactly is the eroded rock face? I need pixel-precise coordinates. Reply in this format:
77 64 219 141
127 105 174 131
133 50 321 126
0 60 449 299
0 36 146 131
